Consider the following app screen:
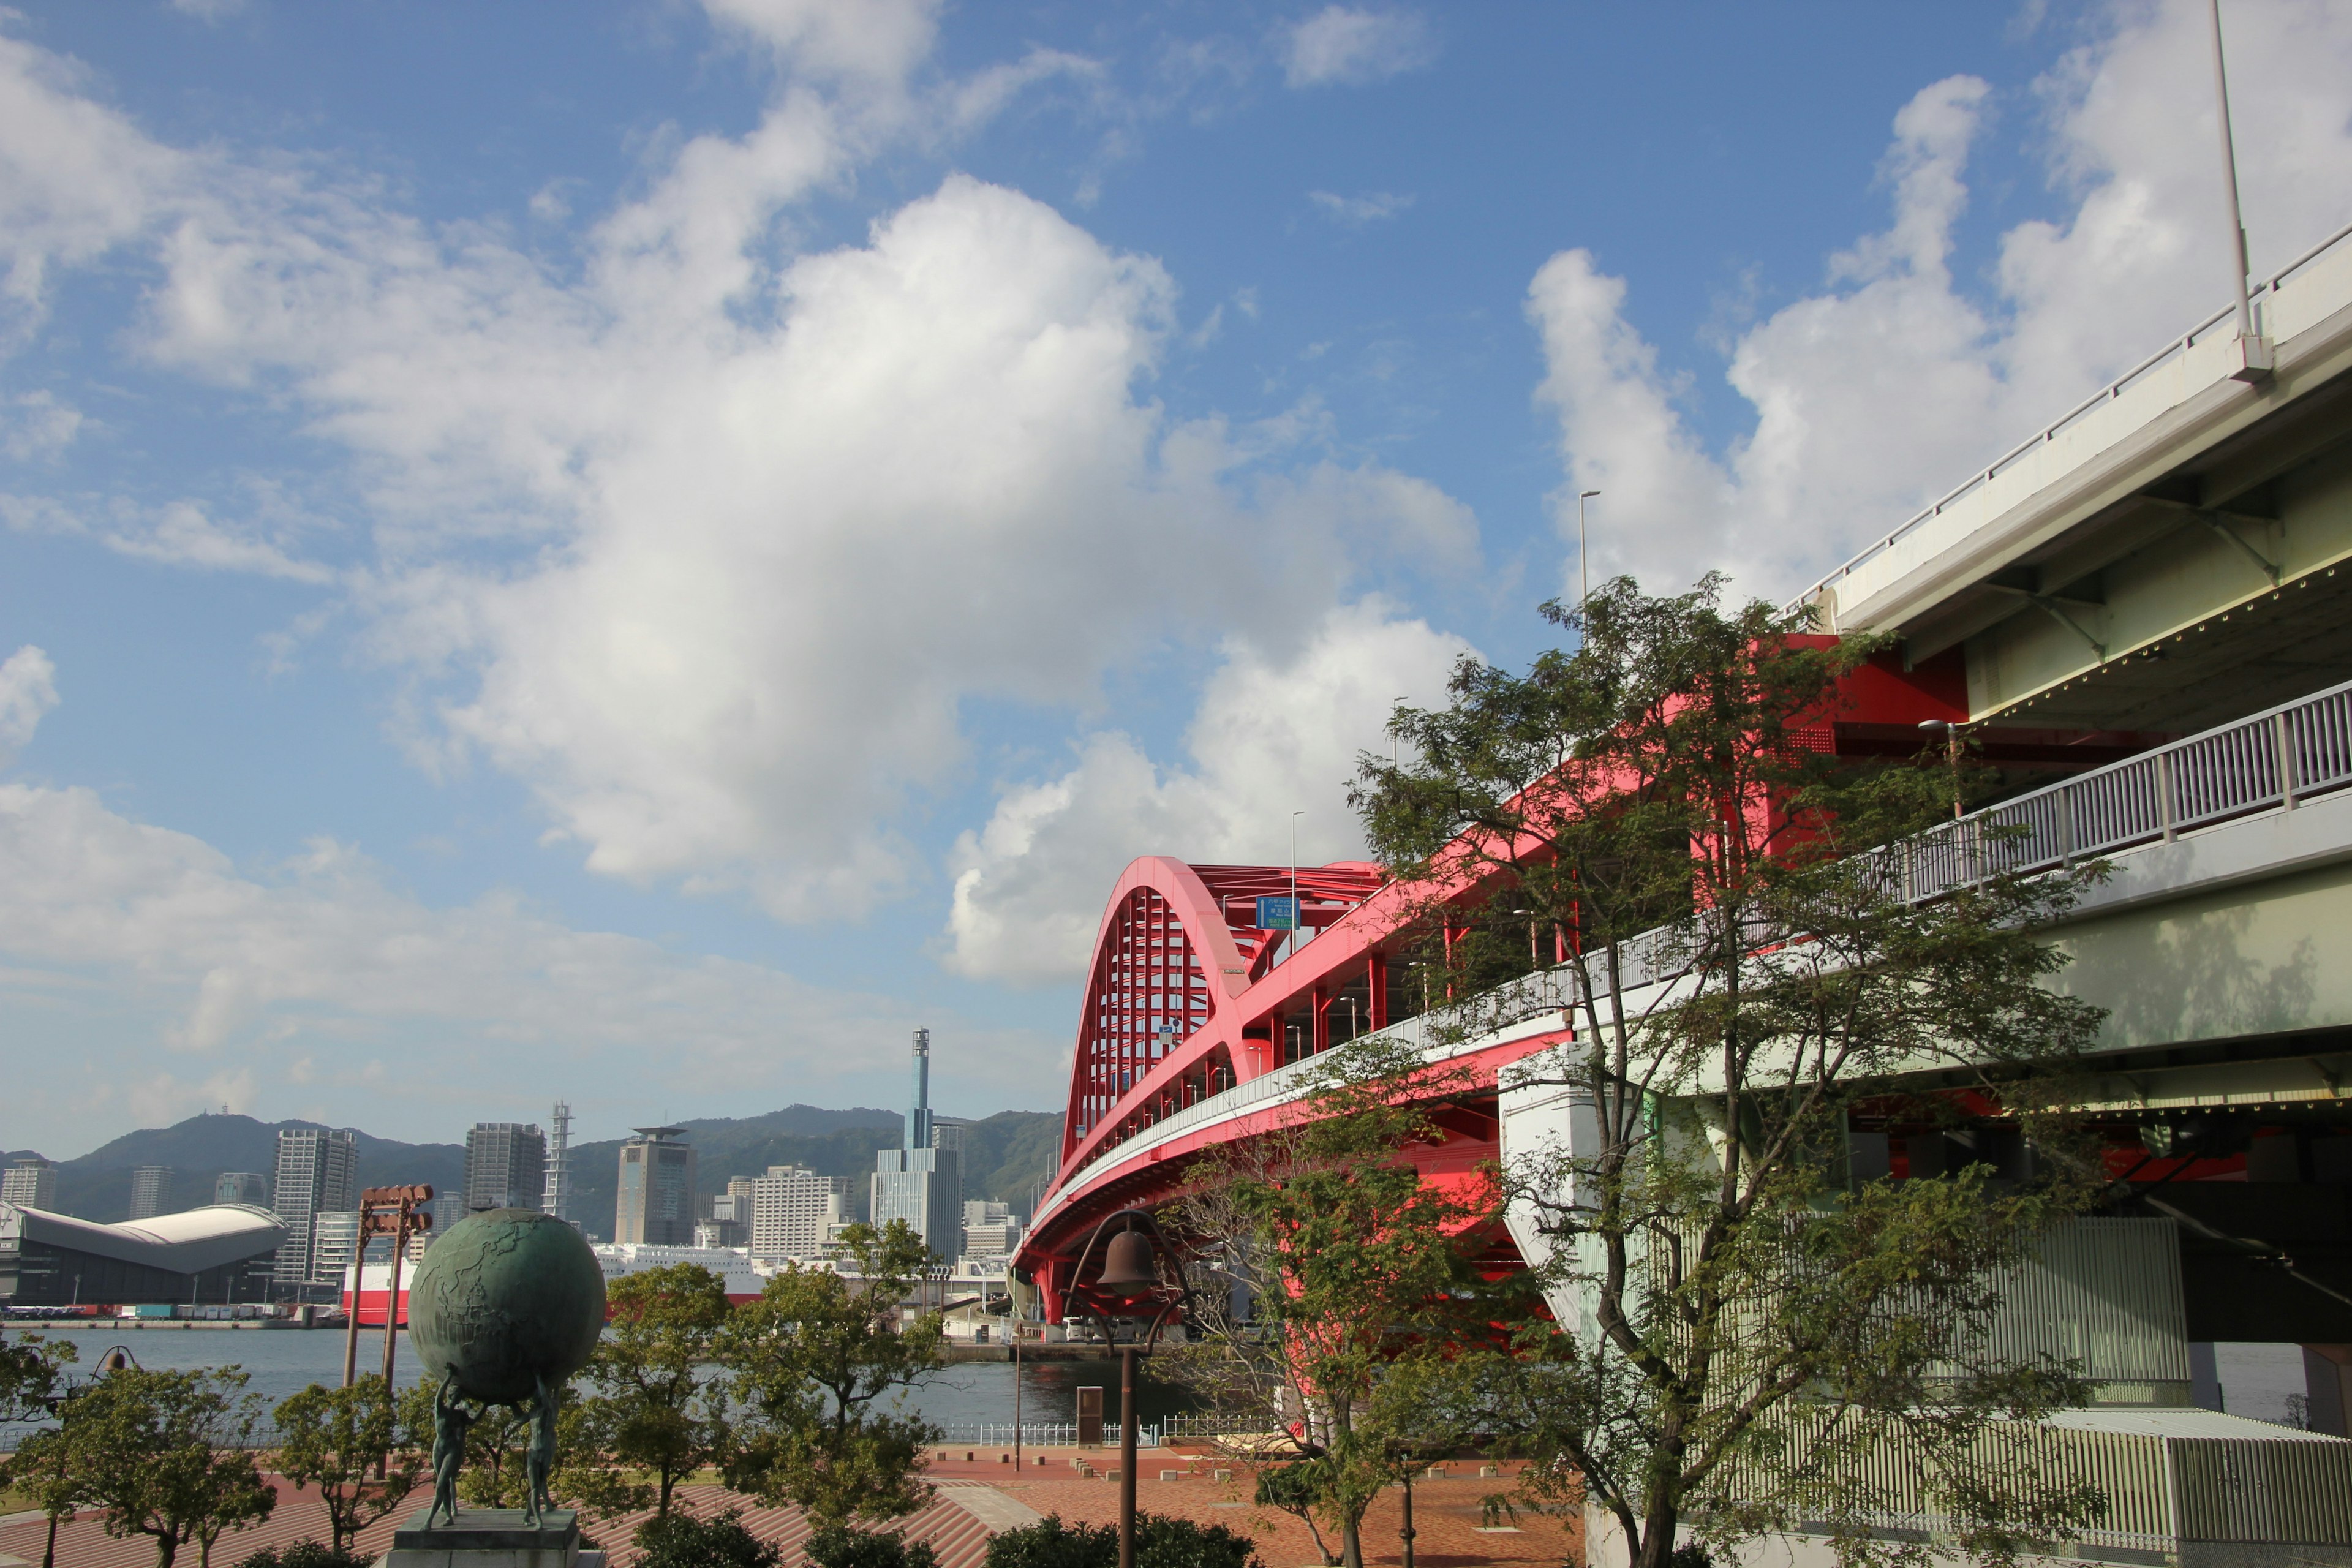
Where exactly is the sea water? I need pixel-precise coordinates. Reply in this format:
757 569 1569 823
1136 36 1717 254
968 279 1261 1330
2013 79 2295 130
9 1325 1199 1432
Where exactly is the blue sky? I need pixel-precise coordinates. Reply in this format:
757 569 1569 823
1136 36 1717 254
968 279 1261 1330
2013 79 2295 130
4 0 2351 1155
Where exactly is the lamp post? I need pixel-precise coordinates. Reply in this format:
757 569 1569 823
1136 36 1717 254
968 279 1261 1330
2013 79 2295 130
1290 810 1305 955
1066 1208 1193 1568
37 1346 137 1568
1578 490 1601 617
1917 720 1966 820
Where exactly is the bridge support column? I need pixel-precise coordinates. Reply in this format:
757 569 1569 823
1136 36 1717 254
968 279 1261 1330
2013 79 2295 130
1368 953 1389 1030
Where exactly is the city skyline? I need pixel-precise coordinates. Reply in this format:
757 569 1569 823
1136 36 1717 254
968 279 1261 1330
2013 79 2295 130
6 2 2352 1150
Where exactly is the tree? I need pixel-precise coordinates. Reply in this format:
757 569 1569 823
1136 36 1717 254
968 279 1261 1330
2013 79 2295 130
720 1221 944 1528
1164 1050 1517 1568
1352 578 2113 1568
271 1376 421 1555
232 1543 372 1568
984 1512 1262 1568
19 1366 276 1568
566 1262 734 1520
0 1327 73 1422
633 1507 784 1568
802 1523 939 1568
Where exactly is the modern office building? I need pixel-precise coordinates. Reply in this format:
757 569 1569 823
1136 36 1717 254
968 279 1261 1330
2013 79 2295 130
214 1172 268 1207
270 1127 358 1285
126 1166 173 1221
463 1122 547 1213
0 1204 285 1307
873 1029 960 1261
616 1127 696 1245
542 1100 574 1221
1 1159 56 1213
748 1165 848 1259
962 1200 1021 1259
697 1186 754 1249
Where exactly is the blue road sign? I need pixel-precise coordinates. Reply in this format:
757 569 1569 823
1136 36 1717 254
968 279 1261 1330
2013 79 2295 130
1256 895 1298 930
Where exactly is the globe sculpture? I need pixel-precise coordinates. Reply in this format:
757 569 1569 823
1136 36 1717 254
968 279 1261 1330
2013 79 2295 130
406 1208 606 1529
409 1207 607 1403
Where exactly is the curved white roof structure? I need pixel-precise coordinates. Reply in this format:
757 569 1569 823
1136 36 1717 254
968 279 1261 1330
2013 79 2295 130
0 1202 287 1275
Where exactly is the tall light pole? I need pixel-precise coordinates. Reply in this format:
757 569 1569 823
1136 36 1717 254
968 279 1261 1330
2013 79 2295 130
2207 0 2252 343
1393 696 1408 771
1578 490 1601 617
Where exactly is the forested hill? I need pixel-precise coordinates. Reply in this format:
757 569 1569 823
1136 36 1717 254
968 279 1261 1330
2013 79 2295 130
10 1105 1065 1240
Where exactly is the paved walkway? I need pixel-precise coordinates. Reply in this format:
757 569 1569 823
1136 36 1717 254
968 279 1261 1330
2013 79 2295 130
1 1455 1580 1567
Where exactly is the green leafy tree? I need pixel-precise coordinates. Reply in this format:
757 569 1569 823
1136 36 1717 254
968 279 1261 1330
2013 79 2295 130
0 1328 73 1422
720 1221 944 1528
566 1262 733 1519
15 1366 276 1568
1165 1052 1517 1568
232 1543 373 1568
1353 577 2113 1568
803 1523 940 1568
271 1376 421 1555
632 1507 784 1568
983 1512 1261 1568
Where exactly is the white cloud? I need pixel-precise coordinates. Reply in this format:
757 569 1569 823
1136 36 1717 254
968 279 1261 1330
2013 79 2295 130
0 18 1484 927
1308 189 1415 225
0 645 57 766
1280 7 1435 88
168 0 249 21
1 390 81 458
0 774 1045 1150
944 600 1472 984
1528 0 2352 603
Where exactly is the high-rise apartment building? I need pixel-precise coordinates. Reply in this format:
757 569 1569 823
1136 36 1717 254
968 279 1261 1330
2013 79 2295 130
127 1166 173 1221
542 1100 573 1221
872 1030 959 1262
463 1123 547 1213
1 1159 57 1212
962 1200 1021 1259
615 1128 696 1245
311 1210 361 1290
214 1172 269 1207
271 1127 358 1284
749 1166 849 1259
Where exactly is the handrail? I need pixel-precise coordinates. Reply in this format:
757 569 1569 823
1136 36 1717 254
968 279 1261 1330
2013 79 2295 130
1786 213 2352 615
1036 675 2352 1227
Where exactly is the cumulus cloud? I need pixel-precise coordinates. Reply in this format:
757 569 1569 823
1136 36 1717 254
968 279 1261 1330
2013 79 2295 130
1280 7 1435 88
0 15 1483 925
0 774 1041 1148
1 390 81 459
1308 189 1415 225
1529 0 2352 603
944 600 1473 984
0 645 57 765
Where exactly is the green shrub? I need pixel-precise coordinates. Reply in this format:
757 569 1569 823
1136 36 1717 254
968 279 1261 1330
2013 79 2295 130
983 1511 1260 1568
236 1544 373 1568
802 1523 940 1568
633 1508 783 1568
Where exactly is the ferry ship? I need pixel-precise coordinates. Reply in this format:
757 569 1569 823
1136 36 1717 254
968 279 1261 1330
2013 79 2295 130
342 1243 772 1325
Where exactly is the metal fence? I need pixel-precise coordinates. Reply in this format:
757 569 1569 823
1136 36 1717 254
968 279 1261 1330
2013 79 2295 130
932 1420 1158 1449
1881 676 2352 902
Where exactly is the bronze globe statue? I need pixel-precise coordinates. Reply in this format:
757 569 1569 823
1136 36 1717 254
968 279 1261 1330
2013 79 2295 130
407 1207 606 1529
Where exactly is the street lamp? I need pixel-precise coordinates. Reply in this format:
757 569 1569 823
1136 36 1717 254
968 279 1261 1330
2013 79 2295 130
1066 1208 1193 1568
1290 810 1305 954
1578 491 1601 617
1917 719 1966 821
36 1345 138 1568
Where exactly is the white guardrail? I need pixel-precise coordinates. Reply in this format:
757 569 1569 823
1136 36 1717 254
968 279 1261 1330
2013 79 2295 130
1787 216 2352 616
1040 676 2352 1224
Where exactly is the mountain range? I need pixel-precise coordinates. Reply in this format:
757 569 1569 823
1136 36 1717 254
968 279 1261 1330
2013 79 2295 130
4 1103 1063 1239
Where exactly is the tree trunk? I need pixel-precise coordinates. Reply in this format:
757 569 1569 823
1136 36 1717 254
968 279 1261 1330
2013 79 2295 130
1340 1513 1363 1568
150 1532 178 1568
1633 1491 1681 1568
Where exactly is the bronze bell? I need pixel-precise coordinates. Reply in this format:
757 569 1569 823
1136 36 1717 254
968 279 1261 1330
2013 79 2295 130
1095 1228 1159 1291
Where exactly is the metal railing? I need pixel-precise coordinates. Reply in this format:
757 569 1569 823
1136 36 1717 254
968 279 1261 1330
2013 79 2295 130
933 1420 1159 1449
1881 676 2352 901
1042 676 2352 1224
1789 214 2352 616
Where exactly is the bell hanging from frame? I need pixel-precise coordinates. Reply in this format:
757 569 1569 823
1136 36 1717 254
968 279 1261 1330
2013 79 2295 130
1096 1229 1159 1292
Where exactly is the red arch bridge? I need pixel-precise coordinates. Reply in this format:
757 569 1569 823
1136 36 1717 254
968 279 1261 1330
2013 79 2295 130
1010 646 2015 1324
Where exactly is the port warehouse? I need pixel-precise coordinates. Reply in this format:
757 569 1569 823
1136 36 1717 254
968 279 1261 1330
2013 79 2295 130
0 1204 286 1308
1014 222 2352 1560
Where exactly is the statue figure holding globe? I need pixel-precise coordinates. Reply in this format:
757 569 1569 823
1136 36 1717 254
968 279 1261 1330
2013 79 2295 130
382 1208 606 1564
